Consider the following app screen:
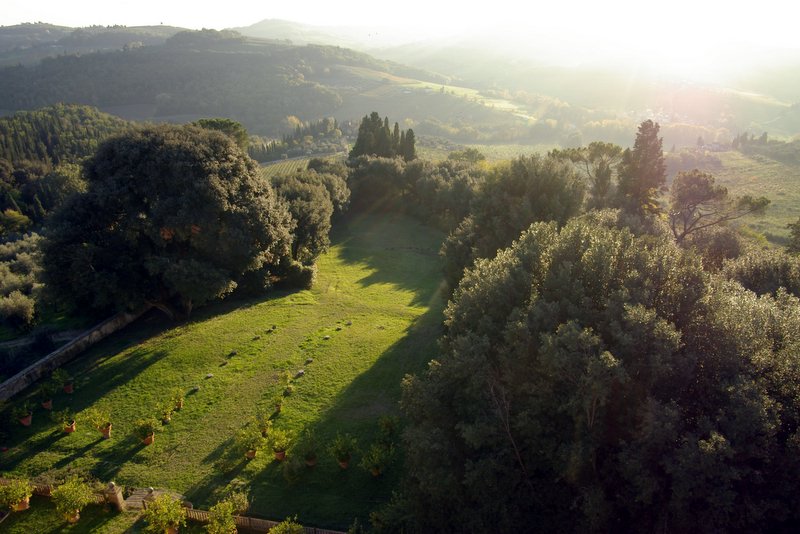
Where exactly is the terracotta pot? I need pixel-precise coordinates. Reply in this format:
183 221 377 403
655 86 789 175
101 424 112 439
337 459 350 469
41 399 53 410
12 496 30 511
274 450 286 461
66 510 80 523
64 420 77 433
370 467 381 477
63 383 74 394
18 413 32 426
245 449 257 459
166 526 179 534
142 433 155 445
305 457 317 467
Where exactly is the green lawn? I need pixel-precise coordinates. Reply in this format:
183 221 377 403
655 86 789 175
0 213 445 530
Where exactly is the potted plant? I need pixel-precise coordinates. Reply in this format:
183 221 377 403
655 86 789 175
171 388 185 411
159 401 175 424
330 433 357 469
142 493 187 534
38 381 58 410
13 402 33 427
255 409 273 437
53 408 77 433
297 431 319 467
136 418 158 445
269 428 291 461
52 369 74 394
236 428 266 460
51 477 94 523
206 499 236 534
84 407 112 439
360 443 394 477
0 477 34 512
272 395 283 414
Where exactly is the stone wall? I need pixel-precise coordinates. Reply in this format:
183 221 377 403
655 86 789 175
0 306 151 401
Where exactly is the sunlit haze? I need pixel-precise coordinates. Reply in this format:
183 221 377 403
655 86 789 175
3 0 800 82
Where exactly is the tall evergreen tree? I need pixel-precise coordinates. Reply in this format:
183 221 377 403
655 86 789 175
402 129 416 162
616 120 666 217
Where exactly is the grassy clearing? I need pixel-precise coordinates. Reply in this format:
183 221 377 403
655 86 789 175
0 213 444 530
713 151 800 244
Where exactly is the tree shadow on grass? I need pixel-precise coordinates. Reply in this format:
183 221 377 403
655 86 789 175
0 428 72 471
89 436 147 482
244 301 445 529
330 212 444 308
52 435 105 469
181 436 248 508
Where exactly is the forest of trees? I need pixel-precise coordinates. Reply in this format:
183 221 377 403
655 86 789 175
349 112 416 161
1 97 800 532
340 117 800 533
248 117 349 162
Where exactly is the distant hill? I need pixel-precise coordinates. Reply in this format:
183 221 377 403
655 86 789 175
0 29 502 137
0 22 186 66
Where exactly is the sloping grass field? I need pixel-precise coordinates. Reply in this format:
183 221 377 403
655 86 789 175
714 151 800 244
0 213 444 531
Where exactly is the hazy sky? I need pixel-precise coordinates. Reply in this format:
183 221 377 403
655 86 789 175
4 0 799 48
4 0 799 80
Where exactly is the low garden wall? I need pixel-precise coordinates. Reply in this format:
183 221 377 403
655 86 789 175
0 307 151 401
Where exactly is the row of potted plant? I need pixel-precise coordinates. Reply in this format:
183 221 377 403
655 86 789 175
135 388 186 446
0 476 95 524
10 369 75 427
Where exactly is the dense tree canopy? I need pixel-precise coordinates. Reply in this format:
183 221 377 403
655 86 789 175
349 112 416 161
41 125 293 318
401 212 800 533
194 118 249 152
272 169 349 264
440 154 584 289
551 141 623 209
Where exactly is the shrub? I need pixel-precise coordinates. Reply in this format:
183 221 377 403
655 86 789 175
269 428 291 453
330 433 357 464
135 418 159 440
0 477 34 510
142 494 187 533
0 290 35 328
282 261 317 289
360 443 394 475
82 407 111 433
270 515 304 534
206 499 236 534
51 477 94 519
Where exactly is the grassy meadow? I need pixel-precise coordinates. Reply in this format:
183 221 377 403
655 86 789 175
0 213 445 531
713 151 800 244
